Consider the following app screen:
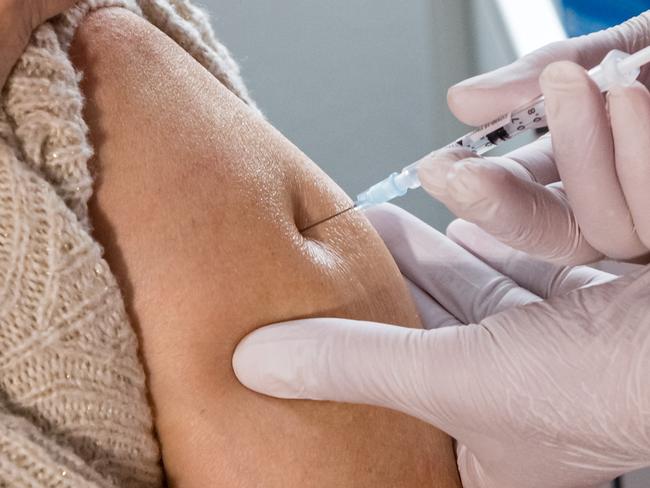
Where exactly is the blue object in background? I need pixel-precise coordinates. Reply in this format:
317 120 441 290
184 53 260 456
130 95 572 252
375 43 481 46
556 0 650 35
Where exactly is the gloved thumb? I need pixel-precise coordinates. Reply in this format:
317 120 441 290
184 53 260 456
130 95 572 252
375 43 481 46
233 318 462 425
448 41 569 126
448 11 650 126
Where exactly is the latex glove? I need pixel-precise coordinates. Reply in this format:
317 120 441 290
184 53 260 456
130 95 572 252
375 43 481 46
417 11 650 265
233 204 650 488
0 0 77 88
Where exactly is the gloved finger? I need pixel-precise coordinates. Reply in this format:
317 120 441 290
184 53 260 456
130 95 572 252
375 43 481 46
499 133 559 185
233 318 481 434
404 277 462 330
448 40 579 126
418 149 603 264
608 82 650 253
448 12 649 126
418 134 558 188
447 219 617 299
365 204 540 324
234 270 650 488
541 61 647 260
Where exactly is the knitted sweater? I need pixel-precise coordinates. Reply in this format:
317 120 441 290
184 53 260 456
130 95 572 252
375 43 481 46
0 1 258 486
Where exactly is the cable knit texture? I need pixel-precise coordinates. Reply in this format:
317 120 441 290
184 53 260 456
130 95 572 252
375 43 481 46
0 1 259 486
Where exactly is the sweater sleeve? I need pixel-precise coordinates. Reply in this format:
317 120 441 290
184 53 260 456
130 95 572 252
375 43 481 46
0 1 259 485
0 408 114 488
0 121 163 486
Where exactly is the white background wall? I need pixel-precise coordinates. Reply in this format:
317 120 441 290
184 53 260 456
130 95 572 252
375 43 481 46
202 0 473 229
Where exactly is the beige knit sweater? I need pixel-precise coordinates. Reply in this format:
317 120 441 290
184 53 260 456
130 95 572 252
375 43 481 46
0 1 258 486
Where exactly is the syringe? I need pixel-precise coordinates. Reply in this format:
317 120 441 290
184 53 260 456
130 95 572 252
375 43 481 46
354 46 650 210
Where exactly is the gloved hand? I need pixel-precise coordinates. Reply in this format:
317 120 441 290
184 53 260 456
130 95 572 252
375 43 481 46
417 11 650 265
0 0 77 88
233 204 650 488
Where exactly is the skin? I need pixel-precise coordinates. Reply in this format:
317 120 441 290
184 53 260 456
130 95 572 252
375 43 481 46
69 7 461 488
0 0 77 87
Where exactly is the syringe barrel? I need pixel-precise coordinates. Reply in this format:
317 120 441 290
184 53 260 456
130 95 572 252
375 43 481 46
354 46 650 210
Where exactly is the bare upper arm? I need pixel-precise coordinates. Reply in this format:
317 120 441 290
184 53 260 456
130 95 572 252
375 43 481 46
70 7 461 487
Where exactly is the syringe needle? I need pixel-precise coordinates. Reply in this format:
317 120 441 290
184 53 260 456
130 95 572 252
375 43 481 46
299 205 358 233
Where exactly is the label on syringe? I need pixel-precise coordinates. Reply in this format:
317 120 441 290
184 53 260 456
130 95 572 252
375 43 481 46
446 96 547 155
509 97 547 132
446 112 511 153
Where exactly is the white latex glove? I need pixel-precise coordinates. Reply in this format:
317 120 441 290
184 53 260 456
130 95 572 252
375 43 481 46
233 204 650 488
417 11 650 265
